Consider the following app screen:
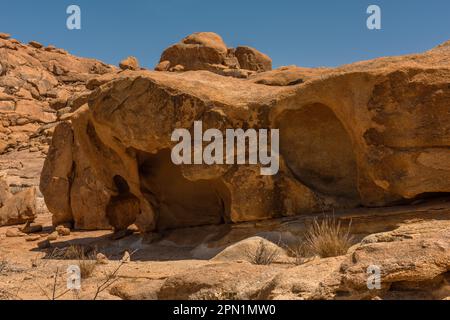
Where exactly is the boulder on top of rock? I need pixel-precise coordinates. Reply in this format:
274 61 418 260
154 60 170 71
156 32 271 78
159 32 229 72
119 56 140 70
29 40 43 49
235 46 272 72
183 32 228 54
20 221 43 234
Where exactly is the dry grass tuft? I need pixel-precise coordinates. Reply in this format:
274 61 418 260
63 245 85 260
245 240 280 265
287 242 315 265
79 257 96 279
64 245 97 279
302 215 354 258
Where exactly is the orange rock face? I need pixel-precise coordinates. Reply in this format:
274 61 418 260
38 34 450 232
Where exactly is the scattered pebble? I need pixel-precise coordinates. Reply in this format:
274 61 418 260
25 235 41 242
96 253 109 265
56 225 71 236
121 251 131 263
20 221 43 234
6 228 26 238
47 231 58 241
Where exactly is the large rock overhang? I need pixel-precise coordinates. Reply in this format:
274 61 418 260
41 62 450 232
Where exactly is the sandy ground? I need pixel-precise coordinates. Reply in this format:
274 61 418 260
1 199 450 300
0 213 213 300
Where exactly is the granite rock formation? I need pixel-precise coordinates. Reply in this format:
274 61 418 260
39 33 450 232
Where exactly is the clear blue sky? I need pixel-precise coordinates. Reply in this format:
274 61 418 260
1 0 449 68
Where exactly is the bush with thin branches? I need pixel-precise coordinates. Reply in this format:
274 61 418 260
245 240 280 265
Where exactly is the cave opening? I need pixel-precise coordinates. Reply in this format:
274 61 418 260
277 103 360 201
137 149 230 231
106 175 140 231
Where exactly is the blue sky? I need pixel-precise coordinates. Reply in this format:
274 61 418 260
1 0 449 69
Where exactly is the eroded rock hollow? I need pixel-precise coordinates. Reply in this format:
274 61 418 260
40 33 450 232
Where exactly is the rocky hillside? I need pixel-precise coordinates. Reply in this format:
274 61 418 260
0 32 117 193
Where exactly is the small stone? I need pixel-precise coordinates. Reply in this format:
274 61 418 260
29 41 43 49
20 221 43 234
121 251 131 263
45 45 56 51
56 225 70 236
127 224 139 232
26 235 41 242
55 48 68 55
6 228 26 237
0 33 11 40
155 60 170 71
119 56 139 71
47 231 58 241
170 64 185 72
96 253 109 265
